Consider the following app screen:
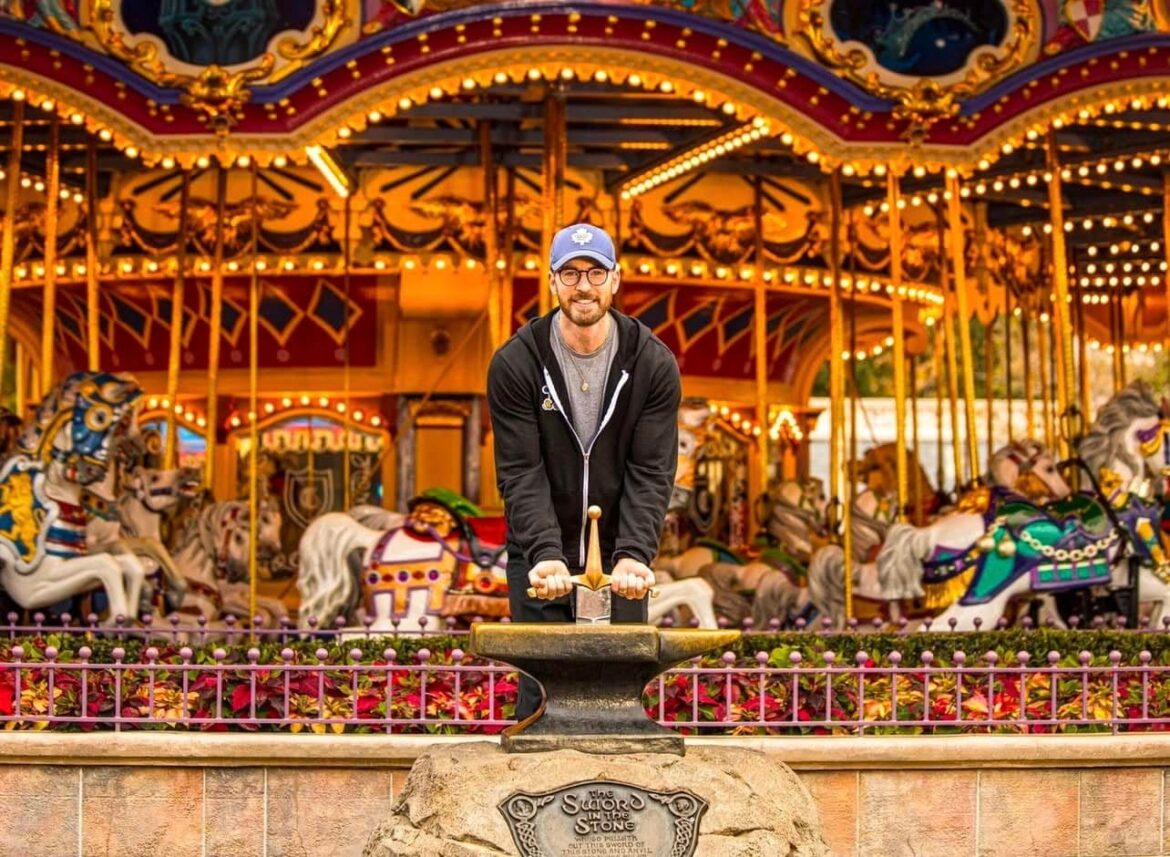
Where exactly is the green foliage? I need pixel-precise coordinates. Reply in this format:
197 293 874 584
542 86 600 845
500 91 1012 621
732 629 1170 666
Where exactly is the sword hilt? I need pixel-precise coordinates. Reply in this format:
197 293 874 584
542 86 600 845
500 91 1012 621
525 506 657 599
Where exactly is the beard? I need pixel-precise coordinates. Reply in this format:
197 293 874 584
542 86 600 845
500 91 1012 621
557 288 612 328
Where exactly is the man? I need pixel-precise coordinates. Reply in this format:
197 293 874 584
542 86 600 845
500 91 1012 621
487 222 681 720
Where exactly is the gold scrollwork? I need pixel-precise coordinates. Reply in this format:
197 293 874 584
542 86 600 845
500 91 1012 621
87 0 351 124
275 0 350 65
799 0 1038 127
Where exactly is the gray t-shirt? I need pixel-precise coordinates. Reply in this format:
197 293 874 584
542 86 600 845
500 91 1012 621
549 311 618 446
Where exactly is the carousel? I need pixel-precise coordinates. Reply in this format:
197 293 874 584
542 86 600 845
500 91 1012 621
0 0 1169 635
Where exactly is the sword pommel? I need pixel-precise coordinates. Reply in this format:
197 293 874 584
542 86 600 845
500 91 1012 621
575 505 609 592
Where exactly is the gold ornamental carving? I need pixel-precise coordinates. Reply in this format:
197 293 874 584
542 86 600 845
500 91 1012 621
799 0 1040 132
87 0 351 127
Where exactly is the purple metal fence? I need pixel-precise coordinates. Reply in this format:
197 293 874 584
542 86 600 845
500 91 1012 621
3 615 1169 735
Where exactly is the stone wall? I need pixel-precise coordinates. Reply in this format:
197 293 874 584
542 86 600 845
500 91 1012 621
0 732 1167 857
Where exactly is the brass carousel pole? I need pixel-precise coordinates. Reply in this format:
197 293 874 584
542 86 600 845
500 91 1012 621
1110 289 1125 389
1044 132 1077 453
1004 290 1014 443
933 324 944 491
827 169 851 619
1022 304 1035 437
539 89 565 316
910 354 922 521
500 169 516 342
0 97 23 394
164 172 190 469
204 165 228 491
342 193 352 511
611 190 624 313
248 165 259 632
13 343 23 416
887 172 909 520
85 139 100 371
1038 311 1054 448
1074 275 1091 429
847 211 859 594
752 178 769 526
935 206 963 489
976 202 994 463
944 172 980 483
481 121 502 349
41 113 60 395
985 318 995 466
1163 170 1170 355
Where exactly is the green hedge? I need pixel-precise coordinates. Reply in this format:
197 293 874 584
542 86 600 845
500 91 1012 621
3 628 1169 667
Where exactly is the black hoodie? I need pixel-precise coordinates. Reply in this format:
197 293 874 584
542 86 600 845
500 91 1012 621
487 309 681 571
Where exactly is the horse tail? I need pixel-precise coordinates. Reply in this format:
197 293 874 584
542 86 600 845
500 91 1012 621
876 523 929 599
807 544 845 622
296 513 380 628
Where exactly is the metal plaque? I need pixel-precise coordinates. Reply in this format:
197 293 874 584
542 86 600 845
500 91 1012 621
499 780 706 857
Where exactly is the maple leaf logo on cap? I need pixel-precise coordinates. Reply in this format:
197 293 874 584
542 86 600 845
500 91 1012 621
570 227 593 245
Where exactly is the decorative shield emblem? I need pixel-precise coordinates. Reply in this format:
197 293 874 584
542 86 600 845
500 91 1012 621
499 781 707 857
1063 0 1105 41
282 468 334 530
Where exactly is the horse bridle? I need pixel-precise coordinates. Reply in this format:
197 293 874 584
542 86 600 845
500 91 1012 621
132 478 179 514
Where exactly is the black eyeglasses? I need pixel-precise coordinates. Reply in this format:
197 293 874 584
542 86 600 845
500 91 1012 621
555 267 610 287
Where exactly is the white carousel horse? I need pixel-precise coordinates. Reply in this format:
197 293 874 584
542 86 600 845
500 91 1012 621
987 439 1072 503
85 465 201 615
877 384 1170 631
656 476 824 628
757 477 829 564
298 507 720 633
171 499 288 623
804 462 904 631
696 559 810 628
653 541 743 580
0 372 154 625
807 439 1071 630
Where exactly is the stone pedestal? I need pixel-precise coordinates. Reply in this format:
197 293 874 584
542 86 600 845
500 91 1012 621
363 742 829 857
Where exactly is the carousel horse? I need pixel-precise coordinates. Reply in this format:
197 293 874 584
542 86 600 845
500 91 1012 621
987 439 1072 503
653 538 745 580
298 492 719 633
696 559 811 628
807 439 1070 629
852 442 946 525
0 372 154 624
171 498 287 623
666 479 821 628
803 443 920 629
660 400 750 557
877 383 1170 631
757 477 829 564
85 464 201 615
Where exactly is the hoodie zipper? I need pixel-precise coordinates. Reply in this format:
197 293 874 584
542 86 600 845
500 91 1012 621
542 366 630 565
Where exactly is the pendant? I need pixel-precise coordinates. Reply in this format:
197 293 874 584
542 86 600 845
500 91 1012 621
581 382 590 392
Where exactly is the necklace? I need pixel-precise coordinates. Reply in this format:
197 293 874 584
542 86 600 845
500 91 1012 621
559 320 613 393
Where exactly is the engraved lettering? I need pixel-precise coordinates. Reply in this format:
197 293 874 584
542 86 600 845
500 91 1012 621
499 780 707 856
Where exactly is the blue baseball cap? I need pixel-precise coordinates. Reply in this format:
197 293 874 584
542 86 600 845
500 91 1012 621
549 223 617 271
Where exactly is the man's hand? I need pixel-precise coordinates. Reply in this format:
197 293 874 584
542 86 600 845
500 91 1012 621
611 557 655 599
528 559 572 600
